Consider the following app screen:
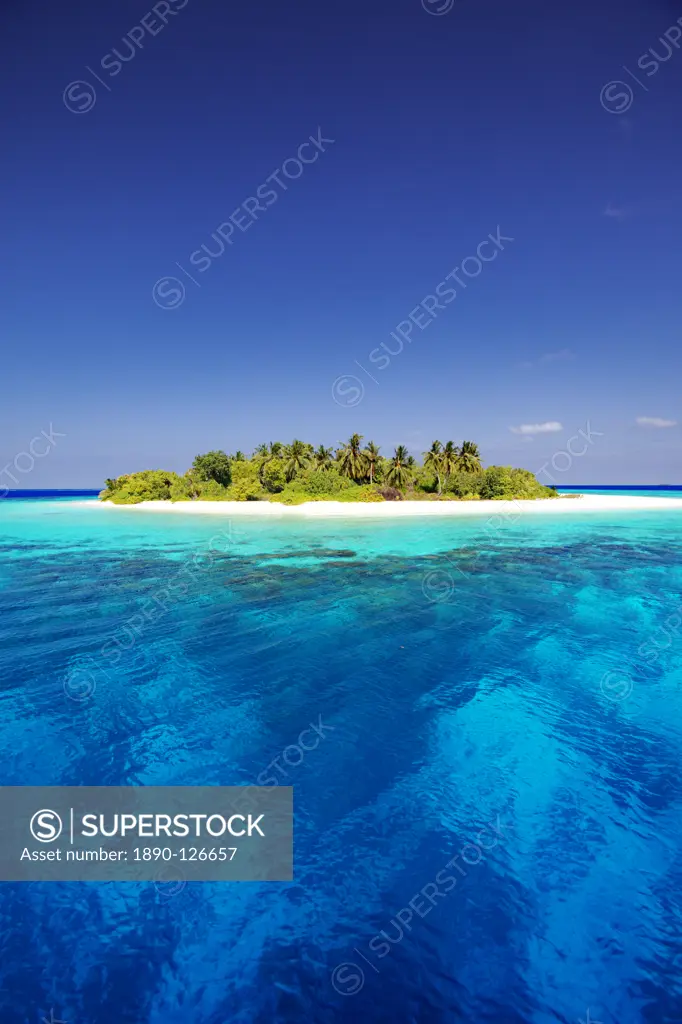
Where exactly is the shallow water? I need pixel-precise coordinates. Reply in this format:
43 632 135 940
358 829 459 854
1 498 682 1024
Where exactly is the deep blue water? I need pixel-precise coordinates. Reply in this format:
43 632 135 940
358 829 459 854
2 497 682 1024
559 486 682 498
0 488 100 500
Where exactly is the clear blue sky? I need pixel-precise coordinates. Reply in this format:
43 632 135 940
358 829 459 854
1 0 681 486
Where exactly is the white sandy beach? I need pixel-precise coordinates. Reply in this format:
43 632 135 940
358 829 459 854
82 495 682 518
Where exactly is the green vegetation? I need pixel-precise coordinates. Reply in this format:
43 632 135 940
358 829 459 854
100 437 556 504
100 470 182 504
192 450 232 487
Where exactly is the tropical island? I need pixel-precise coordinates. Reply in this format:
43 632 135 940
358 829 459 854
100 436 556 505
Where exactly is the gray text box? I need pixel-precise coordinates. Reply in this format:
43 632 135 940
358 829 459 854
0 787 292 881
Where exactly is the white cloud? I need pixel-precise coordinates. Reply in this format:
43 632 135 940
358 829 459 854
603 202 628 220
636 416 677 428
509 421 563 436
519 349 574 370
539 348 574 364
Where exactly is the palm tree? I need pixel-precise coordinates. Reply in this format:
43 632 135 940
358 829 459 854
185 469 201 500
405 454 418 490
385 445 411 490
256 441 284 483
457 440 482 474
254 443 268 481
283 439 311 482
441 441 459 488
423 440 444 494
233 450 246 462
337 433 367 481
363 441 381 484
313 445 334 470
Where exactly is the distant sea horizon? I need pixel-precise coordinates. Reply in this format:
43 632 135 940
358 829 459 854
0 489 101 499
1 485 682 501
557 485 682 496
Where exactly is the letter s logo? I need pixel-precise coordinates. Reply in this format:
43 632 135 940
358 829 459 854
331 375 364 408
152 276 186 310
599 80 634 115
637 54 659 77
30 809 63 842
62 81 97 115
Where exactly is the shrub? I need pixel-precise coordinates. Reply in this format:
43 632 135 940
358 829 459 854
169 478 193 502
335 486 383 502
195 479 231 500
261 457 287 494
268 471 385 504
169 471 202 501
271 491 313 505
192 450 231 487
225 461 263 501
273 467 354 503
479 466 555 500
101 470 182 504
403 488 436 501
479 466 512 500
378 486 403 501
445 470 485 498
296 468 354 495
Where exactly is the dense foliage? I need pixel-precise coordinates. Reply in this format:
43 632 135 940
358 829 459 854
100 438 556 504
191 450 232 488
100 470 182 504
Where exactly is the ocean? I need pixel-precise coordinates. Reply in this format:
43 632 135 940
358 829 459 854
1 492 682 1023
559 486 682 498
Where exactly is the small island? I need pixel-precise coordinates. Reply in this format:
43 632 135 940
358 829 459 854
100 435 555 505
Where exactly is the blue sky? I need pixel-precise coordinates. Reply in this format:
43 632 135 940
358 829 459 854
1 0 681 486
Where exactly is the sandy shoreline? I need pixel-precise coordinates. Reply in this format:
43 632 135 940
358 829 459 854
76 495 682 518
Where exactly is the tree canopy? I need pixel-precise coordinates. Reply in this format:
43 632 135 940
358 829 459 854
100 437 556 504
192 450 232 488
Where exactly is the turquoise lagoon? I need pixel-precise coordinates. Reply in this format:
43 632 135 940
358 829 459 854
1 493 682 1023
